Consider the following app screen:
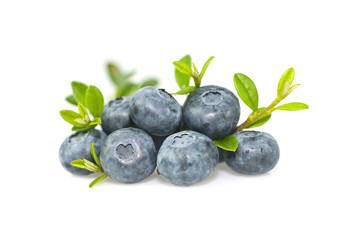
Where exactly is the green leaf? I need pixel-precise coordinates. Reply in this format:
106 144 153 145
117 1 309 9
107 63 137 91
285 84 300 97
277 68 295 96
89 174 108 188
89 117 101 126
73 118 89 125
246 107 271 128
85 85 104 118
71 81 88 106
275 102 309 111
199 56 214 81
65 95 77 105
172 86 197 95
78 103 89 121
233 73 259 111
60 110 84 127
107 63 122 87
139 78 159 88
70 159 101 173
90 142 102 168
173 61 193 77
213 135 239 152
174 55 192 89
72 125 96 132
280 77 291 96
70 159 86 168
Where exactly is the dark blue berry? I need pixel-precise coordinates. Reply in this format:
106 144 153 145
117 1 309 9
224 131 280 175
100 128 157 183
157 130 219 186
182 85 240 140
59 129 107 175
129 87 182 136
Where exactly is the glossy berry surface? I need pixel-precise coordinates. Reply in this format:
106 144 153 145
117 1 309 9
101 97 131 134
182 85 240 140
157 130 219 186
59 129 107 175
129 86 182 136
100 128 157 183
224 131 280 175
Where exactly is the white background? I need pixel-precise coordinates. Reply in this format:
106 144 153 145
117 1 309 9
1 0 358 239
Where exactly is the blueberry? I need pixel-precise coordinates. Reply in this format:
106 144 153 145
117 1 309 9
182 85 240 140
59 129 107 175
157 130 219 186
129 86 182 136
100 128 157 183
101 97 131 134
224 131 280 175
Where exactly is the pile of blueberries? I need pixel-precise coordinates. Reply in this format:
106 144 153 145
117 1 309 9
59 85 280 186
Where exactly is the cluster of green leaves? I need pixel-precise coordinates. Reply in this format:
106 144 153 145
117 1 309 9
214 68 308 151
107 62 159 98
172 55 215 95
71 143 108 188
61 81 104 132
234 68 308 127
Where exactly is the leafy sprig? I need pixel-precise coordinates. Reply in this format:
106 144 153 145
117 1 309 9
172 55 215 95
214 68 308 151
233 68 308 131
107 62 159 98
60 82 104 132
70 142 107 188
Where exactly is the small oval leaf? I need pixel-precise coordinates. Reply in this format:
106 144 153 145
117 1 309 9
213 135 239 152
107 63 122 87
78 103 88 119
275 102 309 111
70 159 86 169
60 110 84 127
71 81 88 107
70 159 101 173
277 68 295 96
234 73 259 111
73 118 89 125
284 84 300 97
173 61 193 77
85 85 104 118
65 95 77 105
175 55 192 89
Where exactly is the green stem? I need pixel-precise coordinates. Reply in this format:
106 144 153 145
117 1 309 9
193 72 201 88
232 97 282 133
